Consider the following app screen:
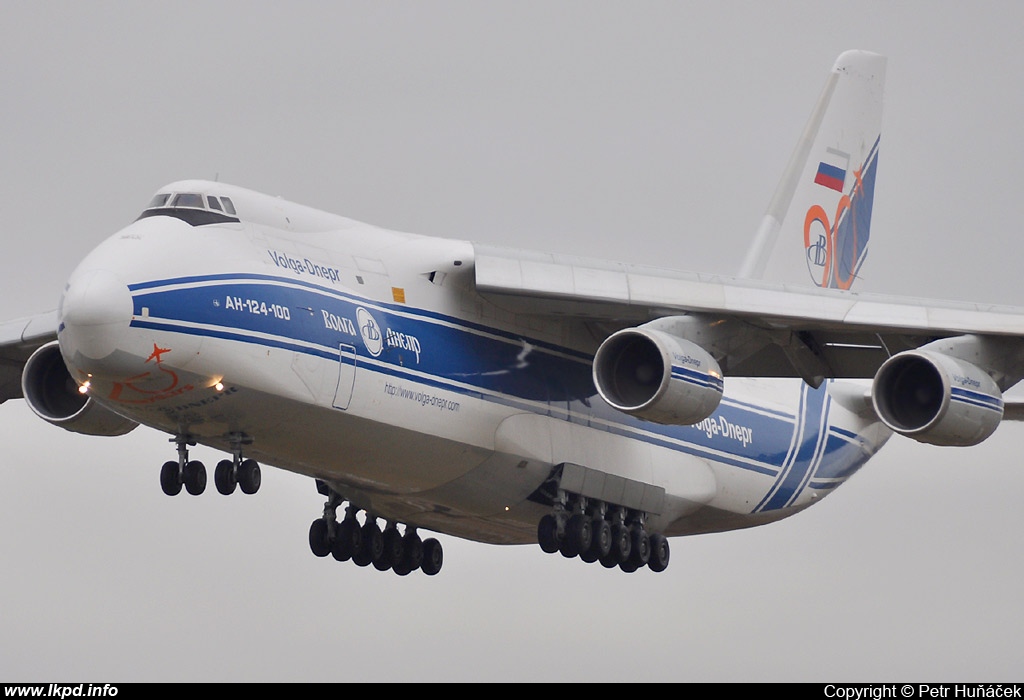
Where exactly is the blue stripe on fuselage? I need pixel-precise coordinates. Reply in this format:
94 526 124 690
127 274 872 511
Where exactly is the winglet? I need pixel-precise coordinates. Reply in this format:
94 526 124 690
739 50 886 291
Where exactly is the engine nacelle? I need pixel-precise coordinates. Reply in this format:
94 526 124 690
22 341 137 437
871 350 1003 447
593 327 723 425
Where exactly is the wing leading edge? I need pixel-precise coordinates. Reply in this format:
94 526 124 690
0 311 58 404
472 243 1024 381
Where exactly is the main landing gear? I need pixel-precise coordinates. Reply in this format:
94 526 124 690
537 501 671 573
307 481 443 576
159 433 261 497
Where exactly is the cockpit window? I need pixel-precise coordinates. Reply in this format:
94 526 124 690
170 193 204 208
137 189 241 226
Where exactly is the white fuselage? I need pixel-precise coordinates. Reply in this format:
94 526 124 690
56 182 892 545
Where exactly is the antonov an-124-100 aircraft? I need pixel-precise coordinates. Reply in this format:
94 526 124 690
3 50 1022 576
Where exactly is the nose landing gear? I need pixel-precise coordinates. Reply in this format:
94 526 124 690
159 432 260 496
213 433 260 495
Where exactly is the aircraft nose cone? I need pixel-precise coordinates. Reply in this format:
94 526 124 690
59 269 133 362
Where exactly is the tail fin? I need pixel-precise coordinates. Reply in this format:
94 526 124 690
739 50 885 291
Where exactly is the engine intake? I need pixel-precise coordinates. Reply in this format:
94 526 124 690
871 350 1002 447
593 328 723 425
22 341 137 436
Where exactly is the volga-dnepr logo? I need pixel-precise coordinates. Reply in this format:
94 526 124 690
356 307 382 357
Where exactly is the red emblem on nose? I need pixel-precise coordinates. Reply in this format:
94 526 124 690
145 343 171 364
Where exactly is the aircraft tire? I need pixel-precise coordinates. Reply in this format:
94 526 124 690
629 528 650 567
375 528 403 571
609 524 631 563
309 519 331 557
537 514 560 553
238 459 261 495
183 460 206 496
648 534 670 572
588 519 612 561
351 534 372 567
332 519 360 562
160 460 182 496
421 538 443 575
355 521 383 568
214 460 236 495
402 532 424 571
562 514 591 559
579 520 603 563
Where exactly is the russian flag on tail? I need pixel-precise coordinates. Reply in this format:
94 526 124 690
814 147 850 192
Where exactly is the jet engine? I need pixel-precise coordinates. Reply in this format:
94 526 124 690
593 327 723 425
21 341 137 436
871 349 1003 447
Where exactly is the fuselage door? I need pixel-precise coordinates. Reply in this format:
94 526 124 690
333 343 357 410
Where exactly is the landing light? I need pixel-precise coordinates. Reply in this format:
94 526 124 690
214 382 225 392
78 381 90 394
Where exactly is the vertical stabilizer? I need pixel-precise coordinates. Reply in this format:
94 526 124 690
739 50 885 291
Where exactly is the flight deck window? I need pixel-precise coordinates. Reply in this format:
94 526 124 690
170 193 204 208
137 189 240 225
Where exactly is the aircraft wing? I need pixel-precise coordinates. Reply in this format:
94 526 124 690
0 311 58 404
1002 395 1024 421
472 244 1024 381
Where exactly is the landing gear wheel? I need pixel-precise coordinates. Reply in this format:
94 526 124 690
309 519 330 557
609 524 631 563
629 528 650 567
353 520 383 568
582 519 611 563
537 514 560 554
421 538 443 575
160 460 182 496
561 514 591 558
376 527 404 571
648 533 670 572
402 532 424 572
238 459 261 494
214 459 236 495
332 518 361 562
183 460 206 495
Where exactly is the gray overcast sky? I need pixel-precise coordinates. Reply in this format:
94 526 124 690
2 1 1023 682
